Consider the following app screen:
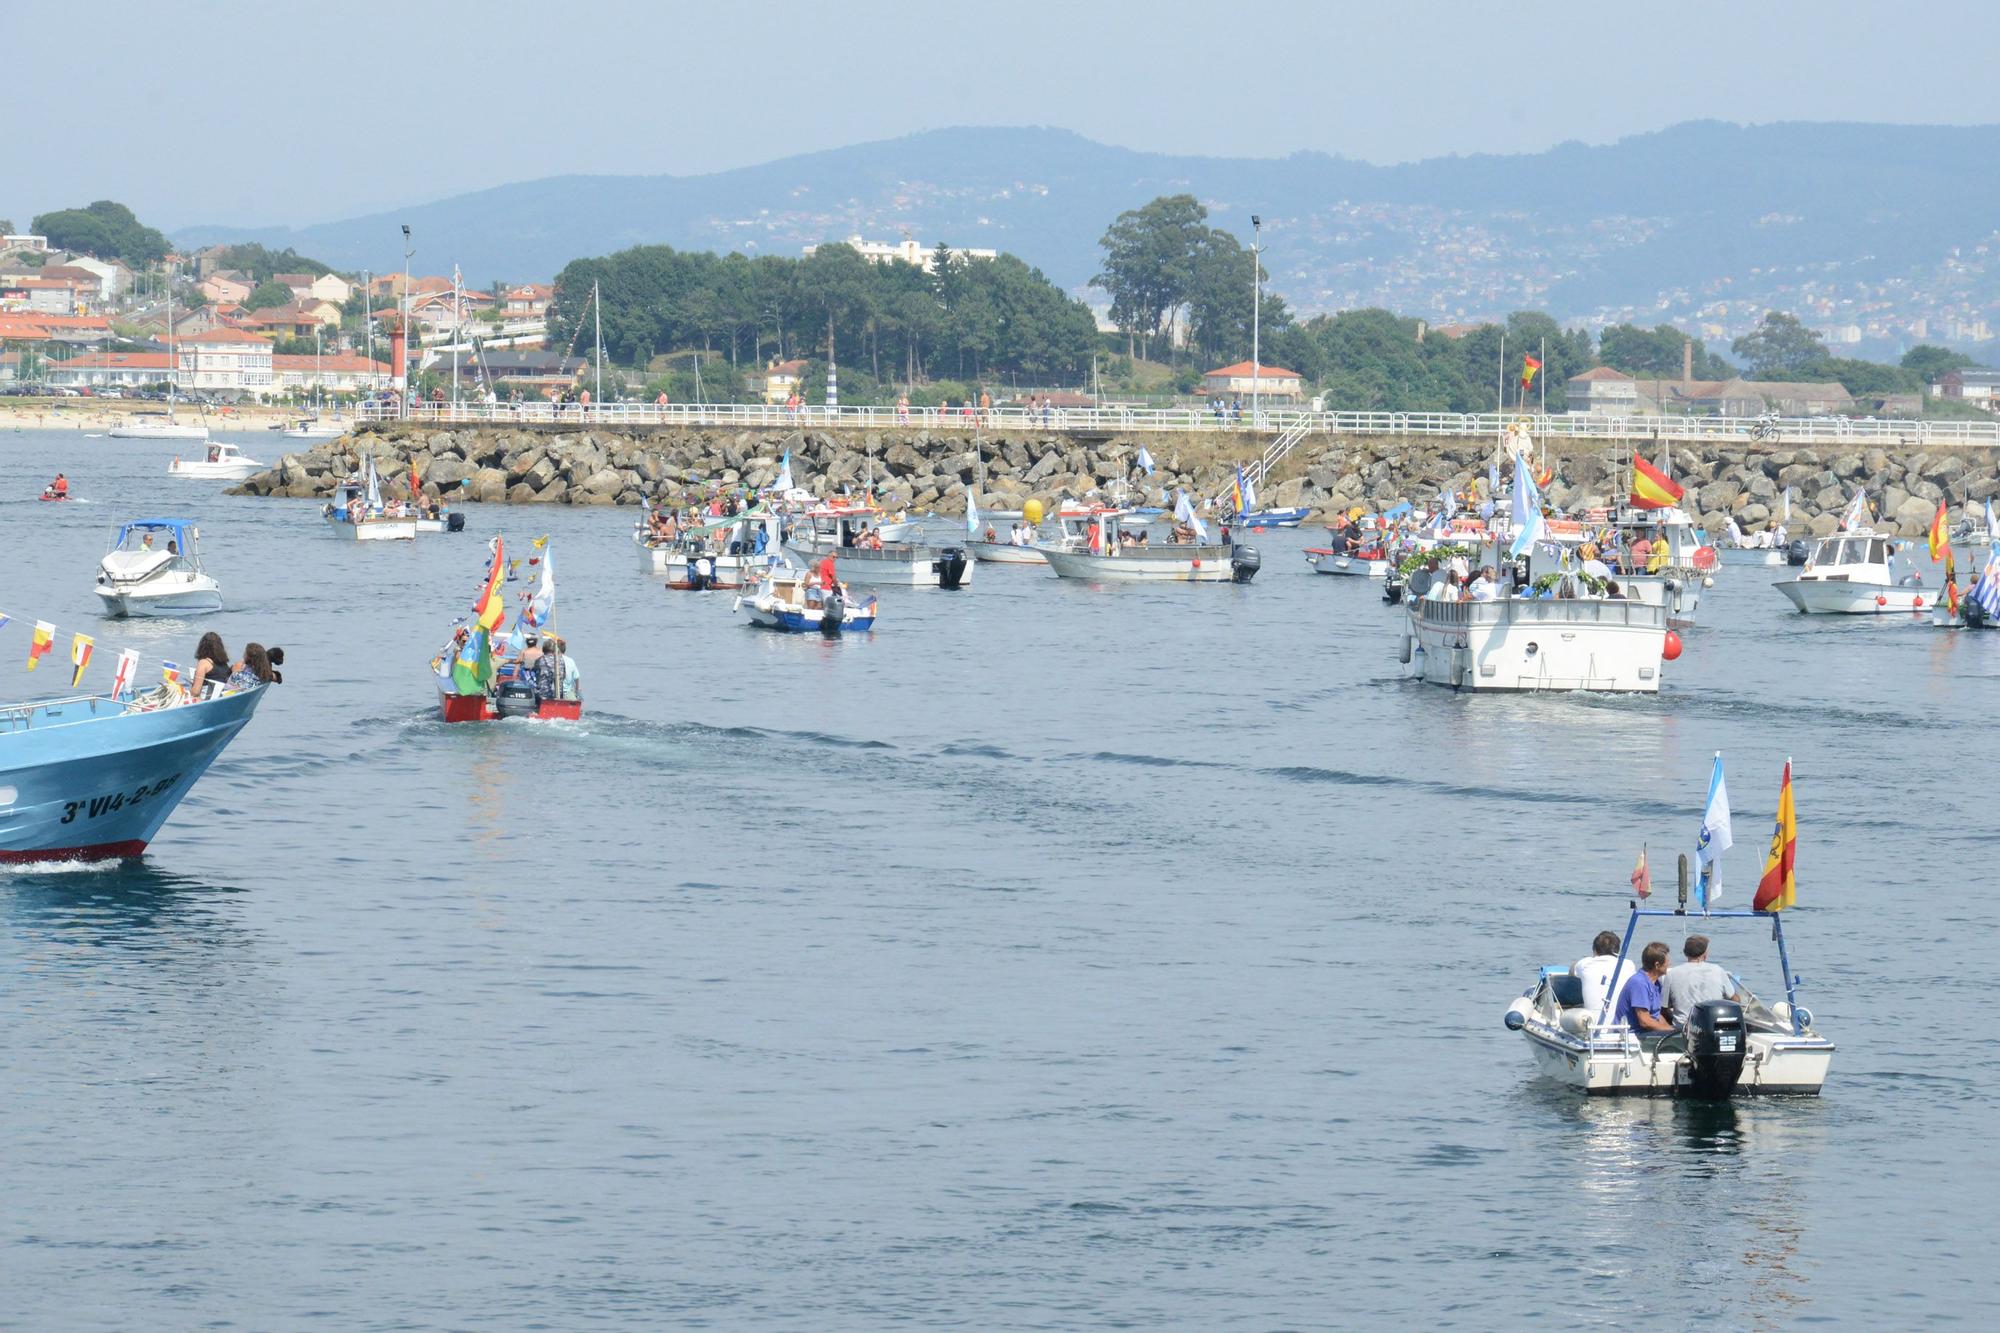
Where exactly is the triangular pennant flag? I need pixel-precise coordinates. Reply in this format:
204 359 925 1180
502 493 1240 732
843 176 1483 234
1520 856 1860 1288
162 660 182 689
69 633 93 688
111 648 139 698
26 622 54 671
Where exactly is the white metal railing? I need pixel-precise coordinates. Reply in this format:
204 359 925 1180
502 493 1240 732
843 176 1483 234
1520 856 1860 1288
1250 420 1317 486
352 401 2000 448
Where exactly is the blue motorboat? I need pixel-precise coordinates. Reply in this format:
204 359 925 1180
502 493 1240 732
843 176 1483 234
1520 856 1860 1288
1230 506 1312 529
0 685 267 863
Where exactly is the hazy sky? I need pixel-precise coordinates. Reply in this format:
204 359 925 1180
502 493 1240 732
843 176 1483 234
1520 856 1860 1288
7 0 2000 232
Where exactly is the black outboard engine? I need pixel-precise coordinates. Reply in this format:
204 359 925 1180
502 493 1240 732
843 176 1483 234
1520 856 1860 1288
1229 545 1261 583
1967 598 1990 630
820 589 846 636
494 679 539 719
1682 1000 1747 1099
935 546 969 590
1382 570 1405 605
445 512 466 532
1786 538 1810 567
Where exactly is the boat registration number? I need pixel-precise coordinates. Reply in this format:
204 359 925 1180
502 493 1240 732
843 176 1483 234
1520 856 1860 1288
58 773 184 824
1718 1033 1738 1053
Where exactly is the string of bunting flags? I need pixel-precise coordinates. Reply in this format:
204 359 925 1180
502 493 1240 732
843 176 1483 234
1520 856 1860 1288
0 608 177 696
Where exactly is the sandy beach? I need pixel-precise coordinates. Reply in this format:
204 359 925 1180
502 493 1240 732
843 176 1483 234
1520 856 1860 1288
0 399 327 433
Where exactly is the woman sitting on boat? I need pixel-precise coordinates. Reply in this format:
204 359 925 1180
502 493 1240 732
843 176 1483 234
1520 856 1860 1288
227 643 279 691
190 632 231 698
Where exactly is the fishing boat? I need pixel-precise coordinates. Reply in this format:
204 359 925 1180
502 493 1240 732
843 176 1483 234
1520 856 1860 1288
735 569 878 634
1774 529 1931 614
94 518 223 617
1504 898 1832 1097
1304 548 1388 576
168 441 264 481
965 501 1101 565
782 506 970 589
1233 506 1312 529
0 683 267 862
1038 510 1260 583
638 506 783 584
434 539 577 721
322 458 417 541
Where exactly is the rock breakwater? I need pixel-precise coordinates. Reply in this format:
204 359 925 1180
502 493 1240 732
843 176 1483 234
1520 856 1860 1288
232 423 2000 536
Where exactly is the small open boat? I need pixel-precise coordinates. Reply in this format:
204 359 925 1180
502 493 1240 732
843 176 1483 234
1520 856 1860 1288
323 459 417 541
735 570 878 634
433 537 578 721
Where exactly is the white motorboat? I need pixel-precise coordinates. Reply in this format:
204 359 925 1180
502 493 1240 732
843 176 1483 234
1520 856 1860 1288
1505 905 1834 1098
735 569 879 634
783 506 971 589
322 460 417 541
1037 510 1259 583
110 411 208 441
968 505 1113 564
1305 547 1389 577
274 416 343 440
1603 504 1711 628
94 518 223 617
1775 529 1932 614
645 508 785 586
968 538 1048 564
1719 545 1787 567
167 441 263 481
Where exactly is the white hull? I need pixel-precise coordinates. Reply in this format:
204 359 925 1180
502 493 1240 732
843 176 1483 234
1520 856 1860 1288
168 460 260 480
110 422 209 440
1406 597 1667 692
1040 545 1247 583
95 579 223 617
968 540 1048 564
1521 1020 1833 1096
1776 579 1930 614
413 518 449 534
277 426 343 440
1619 569 1703 627
1720 546 1786 567
781 542 971 588
325 514 417 541
1307 550 1387 577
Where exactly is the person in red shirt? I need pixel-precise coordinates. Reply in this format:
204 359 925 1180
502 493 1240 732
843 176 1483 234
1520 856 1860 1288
817 553 838 590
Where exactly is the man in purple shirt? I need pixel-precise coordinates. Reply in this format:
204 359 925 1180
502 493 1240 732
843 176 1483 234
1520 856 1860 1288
1614 941 1675 1034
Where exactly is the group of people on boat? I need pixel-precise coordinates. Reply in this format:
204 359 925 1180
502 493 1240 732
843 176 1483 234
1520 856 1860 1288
1574 930 1741 1036
129 631 282 710
1414 554 1629 604
41 474 69 501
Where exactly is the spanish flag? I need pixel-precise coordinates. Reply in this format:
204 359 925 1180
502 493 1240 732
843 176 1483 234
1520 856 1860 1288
1630 457 1685 510
26 621 54 671
1752 760 1798 912
473 537 506 631
69 633 93 688
1946 548 1961 616
1520 354 1542 390
1929 496 1950 562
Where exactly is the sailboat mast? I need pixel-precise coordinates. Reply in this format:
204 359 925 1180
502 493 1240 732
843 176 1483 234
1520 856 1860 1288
593 279 603 406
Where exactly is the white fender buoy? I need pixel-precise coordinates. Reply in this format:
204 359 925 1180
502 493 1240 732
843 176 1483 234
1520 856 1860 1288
1398 634 1413 665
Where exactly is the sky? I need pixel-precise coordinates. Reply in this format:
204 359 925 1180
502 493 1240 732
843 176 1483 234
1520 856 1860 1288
6 0 2000 233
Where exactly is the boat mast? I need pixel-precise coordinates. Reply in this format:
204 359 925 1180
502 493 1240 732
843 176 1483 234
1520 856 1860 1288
165 261 175 424
593 278 603 407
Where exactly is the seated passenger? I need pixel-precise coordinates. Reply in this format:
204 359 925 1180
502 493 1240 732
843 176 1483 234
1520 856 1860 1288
1660 935 1740 1023
1573 930 1635 1017
1613 942 1675 1033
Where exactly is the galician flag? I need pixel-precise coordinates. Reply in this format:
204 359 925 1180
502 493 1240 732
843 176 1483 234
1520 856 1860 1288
1694 751 1733 909
26 621 54 671
527 545 555 627
1840 490 1868 531
775 449 793 492
473 537 506 631
1135 446 1155 476
69 633 93 688
111 648 140 698
1752 760 1798 912
966 490 981 537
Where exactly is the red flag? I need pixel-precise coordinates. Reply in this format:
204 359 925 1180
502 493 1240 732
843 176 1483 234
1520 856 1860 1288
1752 762 1798 912
1631 846 1651 899
1631 457 1686 510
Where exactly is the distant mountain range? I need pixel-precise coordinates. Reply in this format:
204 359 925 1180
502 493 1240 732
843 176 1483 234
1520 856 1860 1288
175 122 2000 346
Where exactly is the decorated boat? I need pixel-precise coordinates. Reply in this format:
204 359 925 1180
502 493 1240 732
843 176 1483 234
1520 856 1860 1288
640 506 784 586
168 441 263 481
433 537 579 721
782 505 970 589
1038 508 1259 583
1775 527 1932 615
0 680 267 863
735 569 879 634
323 458 417 541
94 518 223 617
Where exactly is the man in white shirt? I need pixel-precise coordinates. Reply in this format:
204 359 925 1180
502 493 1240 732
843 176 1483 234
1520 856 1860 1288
1574 931 1636 1019
1469 566 1499 601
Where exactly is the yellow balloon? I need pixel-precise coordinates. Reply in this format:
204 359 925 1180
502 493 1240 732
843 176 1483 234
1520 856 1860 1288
1022 498 1044 525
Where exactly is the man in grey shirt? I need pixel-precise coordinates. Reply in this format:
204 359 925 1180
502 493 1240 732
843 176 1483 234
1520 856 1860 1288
1661 935 1740 1022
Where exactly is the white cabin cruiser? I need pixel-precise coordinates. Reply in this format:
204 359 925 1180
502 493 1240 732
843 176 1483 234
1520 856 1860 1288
110 410 208 441
1038 510 1260 583
274 416 343 440
782 507 971 589
94 518 223 617
643 507 785 586
1505 905 1833 1097
1403 536 1668 693
167 441 264 481
1775 529 1930 614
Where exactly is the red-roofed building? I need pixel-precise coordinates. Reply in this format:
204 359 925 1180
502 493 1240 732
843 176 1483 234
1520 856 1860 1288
175 328 273 398
239 299 343 339
504 283 554 318
0 312 112 345
1200 360 1304 399
270 352 391 396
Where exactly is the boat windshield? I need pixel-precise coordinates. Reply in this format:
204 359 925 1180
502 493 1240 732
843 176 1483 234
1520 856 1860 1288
114 525 188 555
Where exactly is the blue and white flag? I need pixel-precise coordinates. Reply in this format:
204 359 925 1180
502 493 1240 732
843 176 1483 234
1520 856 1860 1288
1135 446 1155 476
0 612 10 633
1694 751 1733 908
774 449 793 492
1840 489 1867 531
1509 455 1544 559
966 491 981 537
1174 489 1196 526
1972 559 2000 618
1241 474 1258 513
1442 486 1458 521
1487 455 1500 499
1780 486 1792 522
1986 498 1998 542
526 547 555 626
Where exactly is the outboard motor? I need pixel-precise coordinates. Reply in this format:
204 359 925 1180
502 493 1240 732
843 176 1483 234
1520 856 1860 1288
494 680 539 719
1967 598 1990 630
935 546 969 590
445 512 466 532
820 589 846 636
1786 538 1810 567
1682 999 1748 1099
1230 545 1261 583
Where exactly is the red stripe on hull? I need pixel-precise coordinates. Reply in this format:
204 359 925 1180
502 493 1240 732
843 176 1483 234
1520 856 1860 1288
0 839 147 863
437 693 581 723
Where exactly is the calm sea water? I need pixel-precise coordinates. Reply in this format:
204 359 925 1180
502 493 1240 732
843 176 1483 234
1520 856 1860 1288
1 428 1993 1329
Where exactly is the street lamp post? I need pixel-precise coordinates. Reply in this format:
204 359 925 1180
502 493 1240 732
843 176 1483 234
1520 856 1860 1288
1250 214 1262 430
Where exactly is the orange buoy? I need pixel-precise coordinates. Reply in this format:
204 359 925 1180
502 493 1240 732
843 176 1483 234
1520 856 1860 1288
1913 596 1925 609
1876 595 1888 606
1662 630 1683 661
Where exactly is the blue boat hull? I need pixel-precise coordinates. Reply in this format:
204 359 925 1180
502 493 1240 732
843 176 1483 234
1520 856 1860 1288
0 687 266 862
1233 507 1311 528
